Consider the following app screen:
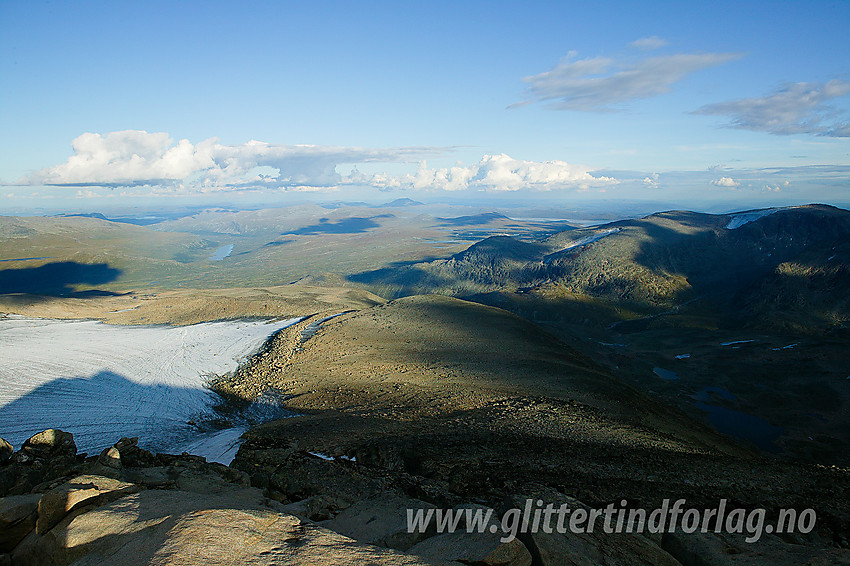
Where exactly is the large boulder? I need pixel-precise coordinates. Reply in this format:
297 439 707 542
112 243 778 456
408 531 532 566
1 431 82 497
508 489 679 566
0 494 40 552
281 492 354 522
0 438 12 463
662 530 850 566
319 494 438 551
35 475 140 534
19 430 76 461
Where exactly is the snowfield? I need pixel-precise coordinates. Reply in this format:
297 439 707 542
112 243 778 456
0 315 301 458
562 228 622 251
725 209 780 229
544 228 622 263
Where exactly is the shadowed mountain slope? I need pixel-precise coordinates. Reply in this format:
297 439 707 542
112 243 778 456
232 295 748 459
226 294 849 554
350 204 850 332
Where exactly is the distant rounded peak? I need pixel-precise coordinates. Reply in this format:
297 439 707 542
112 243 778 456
452 234 544 262
462 234 530 249
725 204 847 217
378 198 424 207
789 203 847 213
724 203 850 230
644 210 720 221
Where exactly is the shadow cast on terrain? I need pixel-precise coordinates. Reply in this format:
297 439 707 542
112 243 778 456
347 236 551 298
436 212 508 226
0 261 122 298
346 265 471 298
347 256 447 288
263 238 296 247
282 215 394 235
0 370 218 454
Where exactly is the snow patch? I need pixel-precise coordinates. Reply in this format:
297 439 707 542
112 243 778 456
562 228 621 251
299 312 350 343
725 209 780 229
107 306 140 313
308 451 335 461
307 451 356 463
177 426 248 465
546 228 621 263
0 316 301 454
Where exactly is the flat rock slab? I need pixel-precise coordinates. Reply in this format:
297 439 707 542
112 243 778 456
14 488 460 566
36 475 141 534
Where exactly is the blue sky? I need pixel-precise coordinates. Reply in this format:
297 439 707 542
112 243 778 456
1 0 848 211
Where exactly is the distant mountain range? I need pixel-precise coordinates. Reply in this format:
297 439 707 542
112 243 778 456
351 204 850 334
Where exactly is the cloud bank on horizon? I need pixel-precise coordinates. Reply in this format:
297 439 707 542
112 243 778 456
19 130 617 194
14 129 850 208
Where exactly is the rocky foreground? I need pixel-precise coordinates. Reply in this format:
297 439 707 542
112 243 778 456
1 430 456 566
1 428 848 566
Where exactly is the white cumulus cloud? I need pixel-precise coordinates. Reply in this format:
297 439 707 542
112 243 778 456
24 130 443 189
356 154 617 192
20 131 617 194
711 176 739 188
642 173 660 188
